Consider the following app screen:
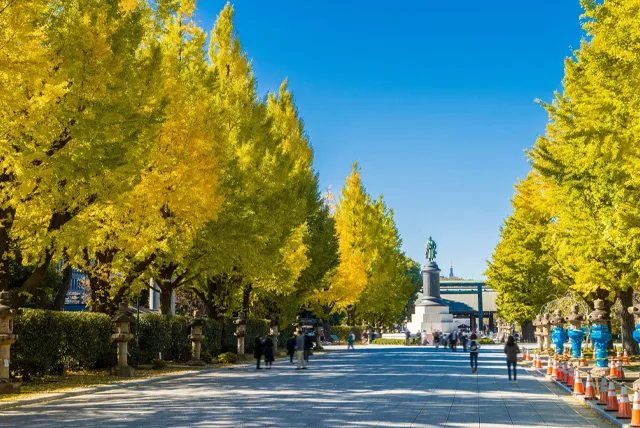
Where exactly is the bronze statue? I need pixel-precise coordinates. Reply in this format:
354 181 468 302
425 236 437 262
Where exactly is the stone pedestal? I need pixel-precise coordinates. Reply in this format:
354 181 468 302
407 262 454 335
187 310 206 366
235 311 247 356
111 303 135 377
269 318 279 353
0 291 20 394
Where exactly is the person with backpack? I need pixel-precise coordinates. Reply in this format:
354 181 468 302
347 331 356 350
469 333 480 373
504 335 520 381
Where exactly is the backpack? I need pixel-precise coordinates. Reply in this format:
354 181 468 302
470 341 479 352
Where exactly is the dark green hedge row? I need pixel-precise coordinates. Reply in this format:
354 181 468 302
11 309 270 379
329 326 365 341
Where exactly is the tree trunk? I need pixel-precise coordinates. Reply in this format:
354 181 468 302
12 248 55 307
159 284 172 315
242 284 252 312
323 319 331 341
49 264 73 310
0 206 15 291
619 287 639 355
347 307 356 326
521 320 534 343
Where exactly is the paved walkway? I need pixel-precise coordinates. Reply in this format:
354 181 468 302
0 345 614 427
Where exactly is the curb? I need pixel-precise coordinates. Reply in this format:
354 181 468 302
523 361 627 428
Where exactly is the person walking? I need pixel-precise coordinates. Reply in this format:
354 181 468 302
263 336 274 369
296 331 307 370
504 335 520 381
469 333 480 373
254 337 264 370
304 332 313 363
461 331 468 352
286 333 297 363
347 331 355 350
433 331 440 349
450 330 458 352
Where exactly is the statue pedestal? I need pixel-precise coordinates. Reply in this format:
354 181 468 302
406 262 455 335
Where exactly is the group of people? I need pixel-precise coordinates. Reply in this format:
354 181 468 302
430 329 470 351
428 329 521 379
254 331 317 370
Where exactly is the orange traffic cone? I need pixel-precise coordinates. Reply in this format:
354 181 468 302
618 385 632 419
599 377 608 405
537 353 543 369
624 350 630 365
611 359 619 377
563 352 568 361
552 359 558 378
563 362 569 383
556 361 563 382
554 352 559 361
547 356 553 375
606 380 619 412
584 373 596 400
567 364 574 388
618 360 625 380
630 389 640 426
574 369 584 395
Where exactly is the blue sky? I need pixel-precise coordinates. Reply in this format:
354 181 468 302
197 1 585 279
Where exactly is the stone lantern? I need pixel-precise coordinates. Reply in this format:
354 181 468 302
111 302 135 377
550 309 567 357
532 315 542 350
627 303 640 348
187 310 206 366
269 317 279 353
540 312 552 352
566 305 585 360
588 299 612 369
234 311 247 356
0 291 20 394
314 321 324 351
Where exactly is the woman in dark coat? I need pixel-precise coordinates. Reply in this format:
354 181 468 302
254 337 264 370
263 336 275 369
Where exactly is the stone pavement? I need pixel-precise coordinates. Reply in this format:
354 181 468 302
0 345 614 427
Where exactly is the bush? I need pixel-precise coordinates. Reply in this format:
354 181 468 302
12 309 270 379
200 349 213 364
329 326 365 342
372 338 413 345
217 352 237 364
12 309 114 380
151 358 167 370
478 337 495 345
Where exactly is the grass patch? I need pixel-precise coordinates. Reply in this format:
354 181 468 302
0 365 204 402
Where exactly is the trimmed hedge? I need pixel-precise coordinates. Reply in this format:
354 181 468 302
477 337 495 345
11 309 271 379
329 326 365 342
13 309 115 380
372 338 420 345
